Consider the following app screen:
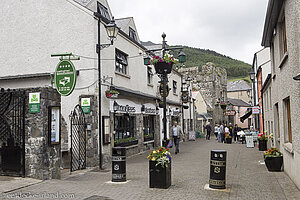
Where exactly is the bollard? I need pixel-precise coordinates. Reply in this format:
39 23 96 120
209 150 226 189
112 147 126 182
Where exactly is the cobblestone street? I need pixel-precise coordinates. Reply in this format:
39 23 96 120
1 138 300 200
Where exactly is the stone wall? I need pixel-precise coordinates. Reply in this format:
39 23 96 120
24 87 61 180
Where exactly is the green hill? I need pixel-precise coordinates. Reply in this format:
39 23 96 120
170 46 252 78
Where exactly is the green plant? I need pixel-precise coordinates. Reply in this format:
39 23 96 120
144 134 153 138
147 146 171 168
150 53 178 65
264 148 282 158
114 137 137 144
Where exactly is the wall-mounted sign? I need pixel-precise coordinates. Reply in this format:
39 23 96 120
252 106 260 114
29 92 40 113
49 107 60 145
182 91 189 103
54 60 76 96
225 110 236 116
81 98 91 114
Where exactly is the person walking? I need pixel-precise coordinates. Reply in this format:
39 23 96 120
214 124 219 140
219 123 225 143
217 124 222 142
229 123 233 136
233 124 239 143
205 122 212 140
170 121 184 154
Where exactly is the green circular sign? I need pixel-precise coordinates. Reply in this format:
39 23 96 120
55 60 76 96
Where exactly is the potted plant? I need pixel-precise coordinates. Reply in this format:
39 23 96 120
150 53 178 74
264 148 283 171
105 89 119 98
114 137 138 147
241 134 245 144
144 134 154 142
258 132 268 151
225 135 232 144
147 146 171 189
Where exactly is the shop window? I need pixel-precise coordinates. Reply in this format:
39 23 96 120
283 97 292 143
129 27 137 41
115 50 128 74
97 2 110 20
173 80 177 94
102 116 110 144
114 114 136 141
143 115 155 141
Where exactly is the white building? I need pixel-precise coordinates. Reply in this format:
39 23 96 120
0 0 183 174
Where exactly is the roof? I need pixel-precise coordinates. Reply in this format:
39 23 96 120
228 98 251 107
197 113 213 120
227 80 251 92
261 0 284 47
192 91 199 99
115 17 131 31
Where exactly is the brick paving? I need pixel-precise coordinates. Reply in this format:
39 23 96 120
1 138 300 200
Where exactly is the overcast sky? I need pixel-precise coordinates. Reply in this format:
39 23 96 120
108 0 269 64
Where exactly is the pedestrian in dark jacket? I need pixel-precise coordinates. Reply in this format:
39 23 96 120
233 124 239 142
205 122 212 140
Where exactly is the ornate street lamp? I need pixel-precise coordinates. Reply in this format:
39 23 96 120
94 11 119 170
144 33 186 147
249 70 255 81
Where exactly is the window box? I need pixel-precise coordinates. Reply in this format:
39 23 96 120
114 139 138 147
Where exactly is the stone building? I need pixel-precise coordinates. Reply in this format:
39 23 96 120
179 62 228 126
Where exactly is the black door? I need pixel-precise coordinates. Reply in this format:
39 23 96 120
70 105 87 172
0 89 25 177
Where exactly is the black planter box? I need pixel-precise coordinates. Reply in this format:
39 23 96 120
258 140 267 151
265 156 283 172
149 160 171 189
154 62 173 74
225 137 232 144
144 137 154 142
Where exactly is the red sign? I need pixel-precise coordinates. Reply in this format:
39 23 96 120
252 106 260 114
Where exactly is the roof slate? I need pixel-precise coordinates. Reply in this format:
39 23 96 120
228 98 251 107
227 80 251 92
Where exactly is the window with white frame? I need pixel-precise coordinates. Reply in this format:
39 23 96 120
129 27 137 41
147 67 153 85
115 50 128 75
283 97 292 143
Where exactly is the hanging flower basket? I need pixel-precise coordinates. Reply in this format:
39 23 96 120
105 90 119 99
220 102 227 109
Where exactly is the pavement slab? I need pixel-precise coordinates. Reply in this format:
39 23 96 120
0 138 299 200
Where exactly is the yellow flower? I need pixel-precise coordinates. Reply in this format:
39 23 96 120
153 151 157 154
151 157 156 161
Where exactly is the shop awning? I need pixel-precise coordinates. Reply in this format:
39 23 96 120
240 110 252 123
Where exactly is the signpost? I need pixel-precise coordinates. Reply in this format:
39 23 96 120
54 60 76 96
81 98 91 114
29 92 40 113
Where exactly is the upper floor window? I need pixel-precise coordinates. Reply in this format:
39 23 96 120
129 27 137 41
173 80 177 94
97 3 110 20
115 50 128 74
147 67 153 85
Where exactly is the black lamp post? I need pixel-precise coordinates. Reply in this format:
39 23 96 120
94 12 119 170
144 33 186 147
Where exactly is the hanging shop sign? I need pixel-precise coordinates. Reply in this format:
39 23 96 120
29 92 40 113
54 60 76 96
49 107 60 145
81 98 91 114
142 103 157 115
170 108 181 116
252 106 260 114
225 110 236 116
159 83 170 97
